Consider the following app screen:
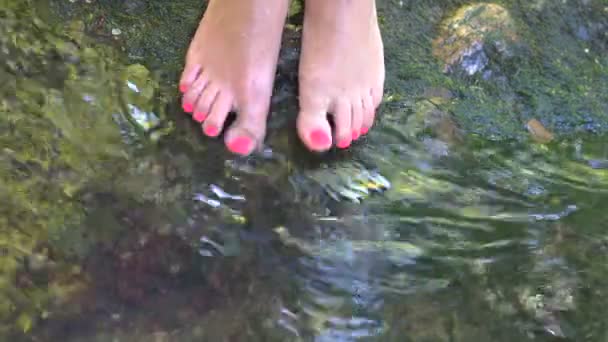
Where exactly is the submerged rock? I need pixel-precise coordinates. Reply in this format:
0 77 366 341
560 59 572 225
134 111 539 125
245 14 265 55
0 0 172 335
405 96 463 147
300 162 391 203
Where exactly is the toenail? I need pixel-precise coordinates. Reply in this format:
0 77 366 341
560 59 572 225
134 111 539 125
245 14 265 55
352 130 360 140
310 130 331 147
193 112 207 123
179 84 188 93
204 124 219 137
361 127 369 135
227 136 253 155
337 139 351 149
183 102 194 113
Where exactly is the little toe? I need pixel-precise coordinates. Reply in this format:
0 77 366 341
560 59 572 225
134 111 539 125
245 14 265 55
332 98 353 149
350 97 364 141
179 64 202 93
202 91 233 138
297 107 333 152
224 106 268 156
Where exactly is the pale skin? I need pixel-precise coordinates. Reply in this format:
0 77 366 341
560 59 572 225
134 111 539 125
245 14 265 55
179 0 384 155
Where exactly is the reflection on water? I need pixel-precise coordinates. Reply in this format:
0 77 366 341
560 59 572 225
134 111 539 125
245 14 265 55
3 0 608 341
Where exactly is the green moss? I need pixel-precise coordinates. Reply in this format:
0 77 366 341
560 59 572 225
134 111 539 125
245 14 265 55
48 0 206 85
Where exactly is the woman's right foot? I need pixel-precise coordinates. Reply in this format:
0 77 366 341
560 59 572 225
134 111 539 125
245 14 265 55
179 0 288 156
297 0 385 151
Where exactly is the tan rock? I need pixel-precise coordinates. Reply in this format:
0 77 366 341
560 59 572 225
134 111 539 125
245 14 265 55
433 3 519 75
526 119 554 143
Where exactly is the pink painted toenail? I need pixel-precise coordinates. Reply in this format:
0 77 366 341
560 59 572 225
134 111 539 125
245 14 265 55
204 125 219 137
361 127 369 135
337 139 351 149
310 130 331 147
179 84 188 93
227 136 252 155
183 102 194 113
352 130 360 140
193 112 207 123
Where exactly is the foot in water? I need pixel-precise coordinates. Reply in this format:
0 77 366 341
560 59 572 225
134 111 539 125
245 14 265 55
297 0 385 151
179 0 288 155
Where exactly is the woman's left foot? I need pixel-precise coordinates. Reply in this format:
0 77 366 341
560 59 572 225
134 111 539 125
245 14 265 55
297 0 384 151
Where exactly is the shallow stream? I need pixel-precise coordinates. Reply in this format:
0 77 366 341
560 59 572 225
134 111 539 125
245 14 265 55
2 0 608 341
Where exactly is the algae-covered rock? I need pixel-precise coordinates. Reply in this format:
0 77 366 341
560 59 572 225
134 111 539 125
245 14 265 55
380 0 608 140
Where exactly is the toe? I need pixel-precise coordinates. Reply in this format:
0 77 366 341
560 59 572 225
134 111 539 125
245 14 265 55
297 106 333 152
332 98 353 149
195 84 219 125
351 97 363 141
224 105 268 156
179 64 202 93
183 71 210 119
190 74 212 123
202 91 233 138
361 93 375 134
181 83 202 114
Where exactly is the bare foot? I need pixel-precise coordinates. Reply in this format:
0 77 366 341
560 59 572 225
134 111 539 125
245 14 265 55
297 0 384 151
179 0 288 155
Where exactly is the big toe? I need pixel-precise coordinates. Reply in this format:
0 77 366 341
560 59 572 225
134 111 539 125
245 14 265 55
224 106 268 156
297 109 333 152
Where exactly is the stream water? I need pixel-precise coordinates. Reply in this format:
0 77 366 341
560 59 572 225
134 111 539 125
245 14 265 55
2 0 608 341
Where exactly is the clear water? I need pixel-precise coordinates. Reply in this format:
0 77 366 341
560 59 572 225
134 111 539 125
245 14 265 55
2 0 608 341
